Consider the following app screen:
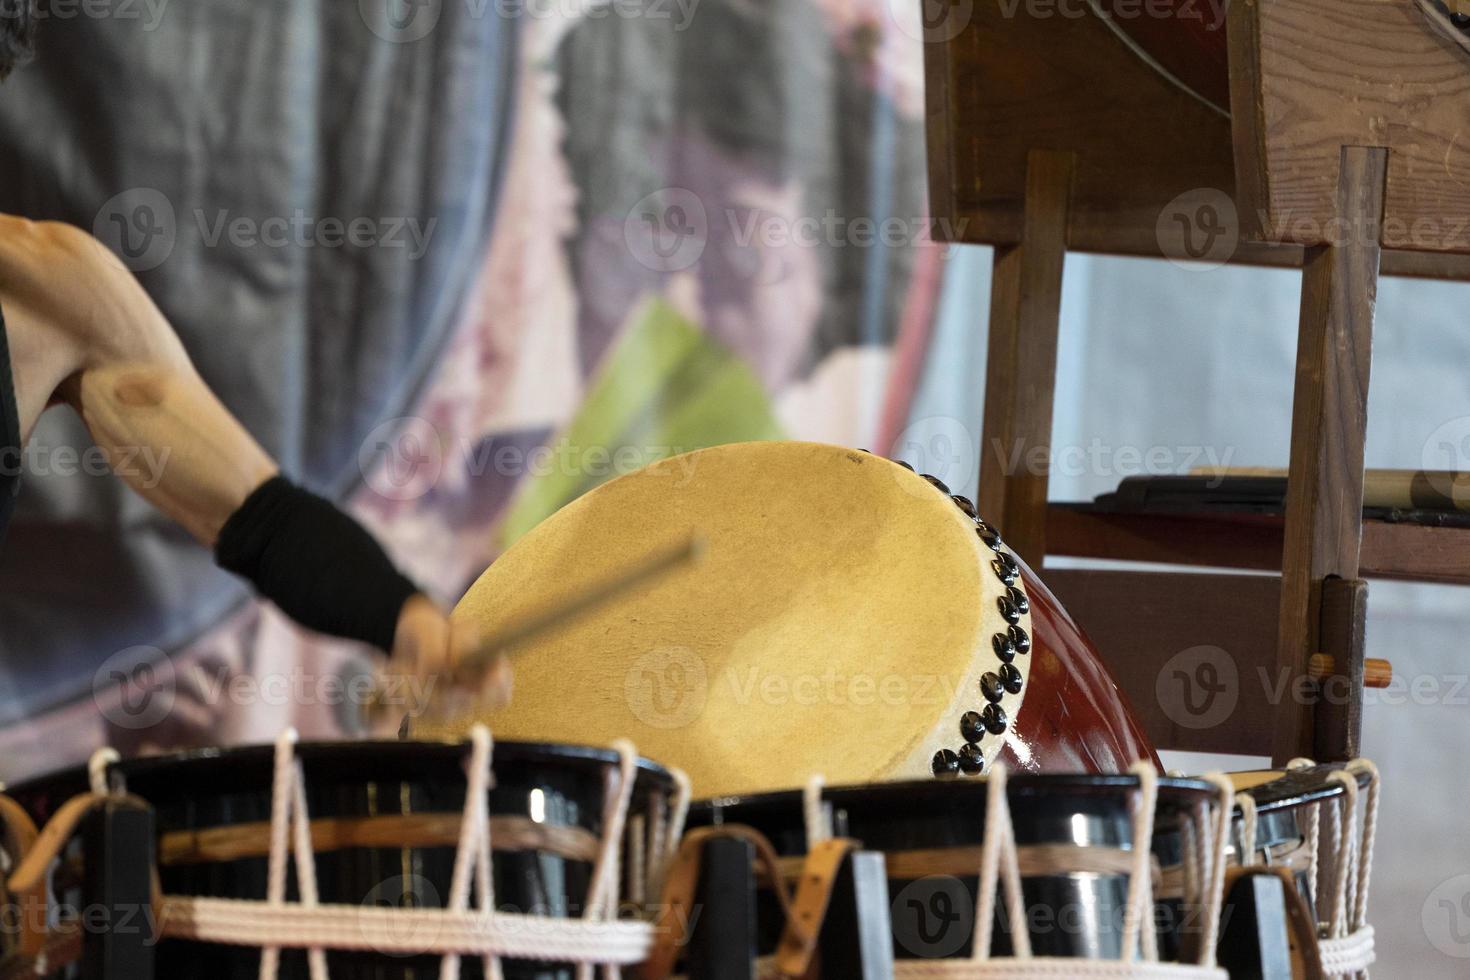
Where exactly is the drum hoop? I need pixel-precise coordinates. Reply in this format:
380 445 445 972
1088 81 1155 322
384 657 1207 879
13 738 676 818
696 772 1223 817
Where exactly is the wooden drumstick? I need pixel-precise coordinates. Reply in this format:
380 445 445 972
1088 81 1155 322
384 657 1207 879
1193 466 1470 513
376 534 707 730
452 533 708 678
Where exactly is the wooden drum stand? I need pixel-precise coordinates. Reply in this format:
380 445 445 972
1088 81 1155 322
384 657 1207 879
923 0 1470 763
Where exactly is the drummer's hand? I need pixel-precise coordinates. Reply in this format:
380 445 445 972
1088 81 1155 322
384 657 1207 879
387 594 513 721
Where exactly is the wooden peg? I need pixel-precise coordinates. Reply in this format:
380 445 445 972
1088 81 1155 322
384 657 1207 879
1309 654 1391 689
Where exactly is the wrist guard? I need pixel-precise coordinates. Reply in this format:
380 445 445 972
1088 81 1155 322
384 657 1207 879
215 476 419 652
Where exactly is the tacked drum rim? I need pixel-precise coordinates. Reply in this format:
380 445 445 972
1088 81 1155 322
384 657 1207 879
896 465 1035 782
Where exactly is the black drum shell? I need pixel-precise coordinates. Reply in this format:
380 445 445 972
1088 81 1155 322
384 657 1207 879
10 739 674 980
692 773 1219 962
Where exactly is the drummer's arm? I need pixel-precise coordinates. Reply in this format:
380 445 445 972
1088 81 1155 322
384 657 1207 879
2 218 489 688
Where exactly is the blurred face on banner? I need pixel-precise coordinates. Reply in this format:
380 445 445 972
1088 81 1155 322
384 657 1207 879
0 0 34 81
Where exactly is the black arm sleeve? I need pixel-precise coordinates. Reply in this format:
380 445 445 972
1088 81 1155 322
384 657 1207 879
214 476 420 652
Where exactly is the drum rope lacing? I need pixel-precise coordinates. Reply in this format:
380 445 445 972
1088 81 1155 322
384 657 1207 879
17 729 693 978
1275 758 1381 980
800 763 1236 980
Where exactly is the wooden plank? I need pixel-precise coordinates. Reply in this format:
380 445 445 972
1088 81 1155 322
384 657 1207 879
923 0 1235 255
1226 0 1270 244
1047 505 1470 586
923 0 957 237
1244 0 1470 255
1273 146 1386 765
1045 569 1281 756
922 0 1470 277
1313 577 1368 762
1046 507 1284 571
975 150 1073 566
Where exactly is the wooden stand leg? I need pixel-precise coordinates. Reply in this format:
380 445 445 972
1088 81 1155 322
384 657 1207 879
81 798 156 980
976 149 1074 567
1272 146 1387 765
687 836 758 980
817 851 895 980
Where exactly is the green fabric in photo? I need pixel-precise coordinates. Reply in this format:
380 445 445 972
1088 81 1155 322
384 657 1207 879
498 296 785 546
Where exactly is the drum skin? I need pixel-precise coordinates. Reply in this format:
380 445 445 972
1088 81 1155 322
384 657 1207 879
451 441 1158 795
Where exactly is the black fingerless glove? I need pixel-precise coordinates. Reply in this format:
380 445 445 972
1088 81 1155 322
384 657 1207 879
215 476 420 652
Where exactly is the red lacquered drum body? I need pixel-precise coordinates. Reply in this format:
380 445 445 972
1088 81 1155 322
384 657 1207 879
1008 562 1157 773
450 441 1159 797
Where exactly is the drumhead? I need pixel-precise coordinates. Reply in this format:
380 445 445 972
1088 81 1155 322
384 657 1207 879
451 441 1037 796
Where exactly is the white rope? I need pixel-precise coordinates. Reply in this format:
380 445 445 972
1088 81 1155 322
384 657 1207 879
1122 763 1160 963
1287 758 1323 892
1319 926 1376 978
290 764 330 980
891 766 1231 980
1324 773 1358 941
87 749 121 797
159 898 655 961
161 729 654 969
1234 793 1259 868
441 726 499 980
259 729 300 980
1316 761 1380 979
803 774 832 847
651 768 692 903
580 740 638 980
1349 761 1380 940
971 764 1030 961
1196 775 1234 968
897 962 1227 979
